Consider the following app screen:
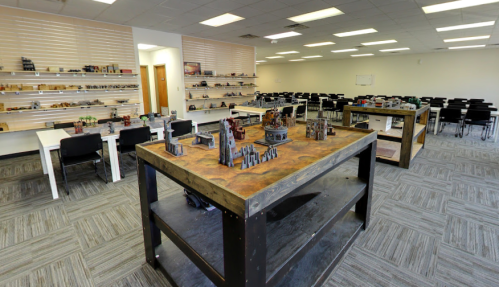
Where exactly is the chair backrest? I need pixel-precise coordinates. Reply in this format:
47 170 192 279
98 117 123 124
430 102 444 108
452 98 467 101
448 103 466 109
433 97 447 100
311 96 320 101
469 99 484 103
336 101 349 111
330 94 339 99
465 109 491 121
264 97 272 102
282 107 294 117
139 113 161 119
171 120 192 137
322 101 335 109
54 122 74 129
469 104 489 109
119 126 151 147
60 134 102 158
296 105 306 114
439 108 462 121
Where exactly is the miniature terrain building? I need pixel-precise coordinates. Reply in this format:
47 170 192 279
219 119 241 167
227 118 246 140
191 132 215 149
164 120 184 156
240 145 260 170
171 110 177 121
256 107 292 146
327 124 336 136
282 114 296 128
306 119 328 140
318 110 326 119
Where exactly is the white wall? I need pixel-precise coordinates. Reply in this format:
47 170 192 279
257 49 499 103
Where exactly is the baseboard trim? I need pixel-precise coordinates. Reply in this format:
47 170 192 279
0 150 38 160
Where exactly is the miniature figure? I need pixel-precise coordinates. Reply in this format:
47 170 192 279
306 118 328 140
164 120 184 156
171 110 177 121
256 106 292 146
74 121 83 134
327 124 336 136
108 122 115 134
31 101 41 110
140 116 148 127
191 132 215 150
148 112 155 122
123 115 131 127
227 118 245 140
282 114 296 127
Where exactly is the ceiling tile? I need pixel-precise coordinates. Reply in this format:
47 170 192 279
250 0 289 12
19 0 64 14
205 0 246 11
159 0 200 12
230 6 265 18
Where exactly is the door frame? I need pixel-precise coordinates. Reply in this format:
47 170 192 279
154 64 167 114
140 65 152 114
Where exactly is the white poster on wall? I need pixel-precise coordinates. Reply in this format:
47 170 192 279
356 75 375 86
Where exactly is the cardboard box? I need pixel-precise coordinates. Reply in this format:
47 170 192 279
368 115 392 132
38 84 49 91
21 85 34 91
48 67 59 72
0 123 9 132
0 103 4 111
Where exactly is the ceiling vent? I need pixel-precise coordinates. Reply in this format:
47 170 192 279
284 24 309 30
390 52 399 54
434 48 446 50
239 34 260 39
354 45 365 48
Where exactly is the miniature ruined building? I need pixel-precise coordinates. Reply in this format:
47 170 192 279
306 118 328 140
227 118 245 140
282 114 296 128
219 119 239 167
262 107 290 144
164 120 184 156
191 132 215 149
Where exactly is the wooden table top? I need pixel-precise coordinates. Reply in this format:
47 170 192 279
137 123 377 217
344 104 430 116
232 104 299 113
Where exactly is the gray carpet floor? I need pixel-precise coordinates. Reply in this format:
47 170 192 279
1 113 499 286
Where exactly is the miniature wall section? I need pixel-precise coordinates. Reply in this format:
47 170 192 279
182 36 256 123
0 6 140 134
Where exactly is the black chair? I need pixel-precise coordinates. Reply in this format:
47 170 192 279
421 97 433 102
295 105 306 119
282 106 294 118
118 127 151 178
438 108 463 137
58 134 107 194
469 99 484 103
54 122 86 129
448 103 466 109
469 103 490 110
322 100 335 119
329 94 338 100
462 109 492 141
309 96 321 111
98 117 123 124
139 113 161 119
334 101 349 121
433 97 447 101
171 120 193 137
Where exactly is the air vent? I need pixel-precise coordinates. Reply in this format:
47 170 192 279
284 24 309 30
491 43 499 46
390 52 399 54
239 34 260 39
434 48 446 50
354 45 365 48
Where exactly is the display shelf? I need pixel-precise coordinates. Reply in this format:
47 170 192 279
186 107 229 113
0 126 51 134
376 123 426 140
411 142 424 160
0 70 137 76
184 75 257 79
0 88 139 94
185 86 257 91
185 95 255 102
0 102 139 114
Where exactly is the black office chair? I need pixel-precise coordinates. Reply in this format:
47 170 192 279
309 96 320 111
282 106 294 118
98 117 123 124
295 105 306 120
448 103 466 109
329 94 338 100
322 100 335 119
469 103 490 110
469 99 484 103
58 134 107 195
433 97 447 101
54 122 86 129
264 97 273 102
421 97 433 102
462 109 492 141
438 108 463 137
171 120 193 137
334 101 349 121
118 127 151 178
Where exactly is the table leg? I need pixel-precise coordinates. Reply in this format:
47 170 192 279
434 109 440 135
44 147 59 200
157 129 165 140
193 123 198 133
107 139 121 182
223 210 266 287
39 140 48 175
494 116 499 143
356 141 376 229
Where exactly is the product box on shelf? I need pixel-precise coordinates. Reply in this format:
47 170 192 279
0 103 4 111
0 123 9 132
120 69 132 74
38 84 49 91
21 85 34 91
368 115 392 132
48 67 59 72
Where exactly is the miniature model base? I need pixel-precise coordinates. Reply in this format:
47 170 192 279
254 138 292 147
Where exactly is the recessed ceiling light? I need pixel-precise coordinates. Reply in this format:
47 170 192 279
423 0 499 14
288 7 344 23
437 21 495 32
362 40 397 46
449 45 486 49
276 51 300 54
304 42 335 47
302 55 323 58
334 28 377 37
256 60 267 63
200 13 244 27
93 0 116 4
289 59 305 61
138 44 157 50
264 31 302 39
351 54 374 57
444 35 490 42
331 49 358 53
266 56 285 59
380 48 410 52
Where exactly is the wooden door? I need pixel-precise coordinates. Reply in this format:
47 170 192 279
155 65 168 113
140 66 151 114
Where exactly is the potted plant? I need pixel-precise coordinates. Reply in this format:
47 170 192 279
141 116 148 127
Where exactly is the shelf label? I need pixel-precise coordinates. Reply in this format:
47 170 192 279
132 75 136 78
0 92 4 95
118 75 122 78
77 90 80 93
84 90 88 93
38 91 43 94
105 90 108 92
119 89 123 92
15 92 20 95
35 72 40 76
19 111 22 113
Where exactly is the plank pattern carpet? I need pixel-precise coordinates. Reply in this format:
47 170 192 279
1 120 499 286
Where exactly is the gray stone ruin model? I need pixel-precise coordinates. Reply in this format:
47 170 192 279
170 110 177 121
191 132 215 149
244 97 288 109
164 120 184 156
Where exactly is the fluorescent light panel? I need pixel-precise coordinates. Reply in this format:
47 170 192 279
137 44 157 50
331 49 358 53
266 56 285 59
449 45 486 49
200 13 244 27
264 31 302 39
362 40 397 46
437 21 495 32
380 47 410 52
302 55 323 58
304 42 335 47
255 60 267 63
334 28 377 37
93 0 116 4
351 54 374 57
444 35 490 42
276 51 300 54
423 0 499 14
288 7 344 23
289 59 305 61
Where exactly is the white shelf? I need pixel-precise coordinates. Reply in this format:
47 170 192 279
184 75 257 79
186 107 229 113
185 86 257 91
0 102 140 114
185 95 255 101
0 70 138 76
0 88 139 94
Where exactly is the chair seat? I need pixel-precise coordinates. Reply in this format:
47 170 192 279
465 120 490 126
119 144 136 154
62 152 101 166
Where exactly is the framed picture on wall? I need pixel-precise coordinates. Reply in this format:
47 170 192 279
184 62 201 75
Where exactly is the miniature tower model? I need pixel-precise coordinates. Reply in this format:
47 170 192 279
219 119 238 167
164 120 184 156
306 118 328 140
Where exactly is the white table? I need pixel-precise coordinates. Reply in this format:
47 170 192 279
232 104 304 121
37 123 166 199
319 97 329 110
431 107 499 142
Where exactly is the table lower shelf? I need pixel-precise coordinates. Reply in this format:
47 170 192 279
150 171 367 287
376 139 424 163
